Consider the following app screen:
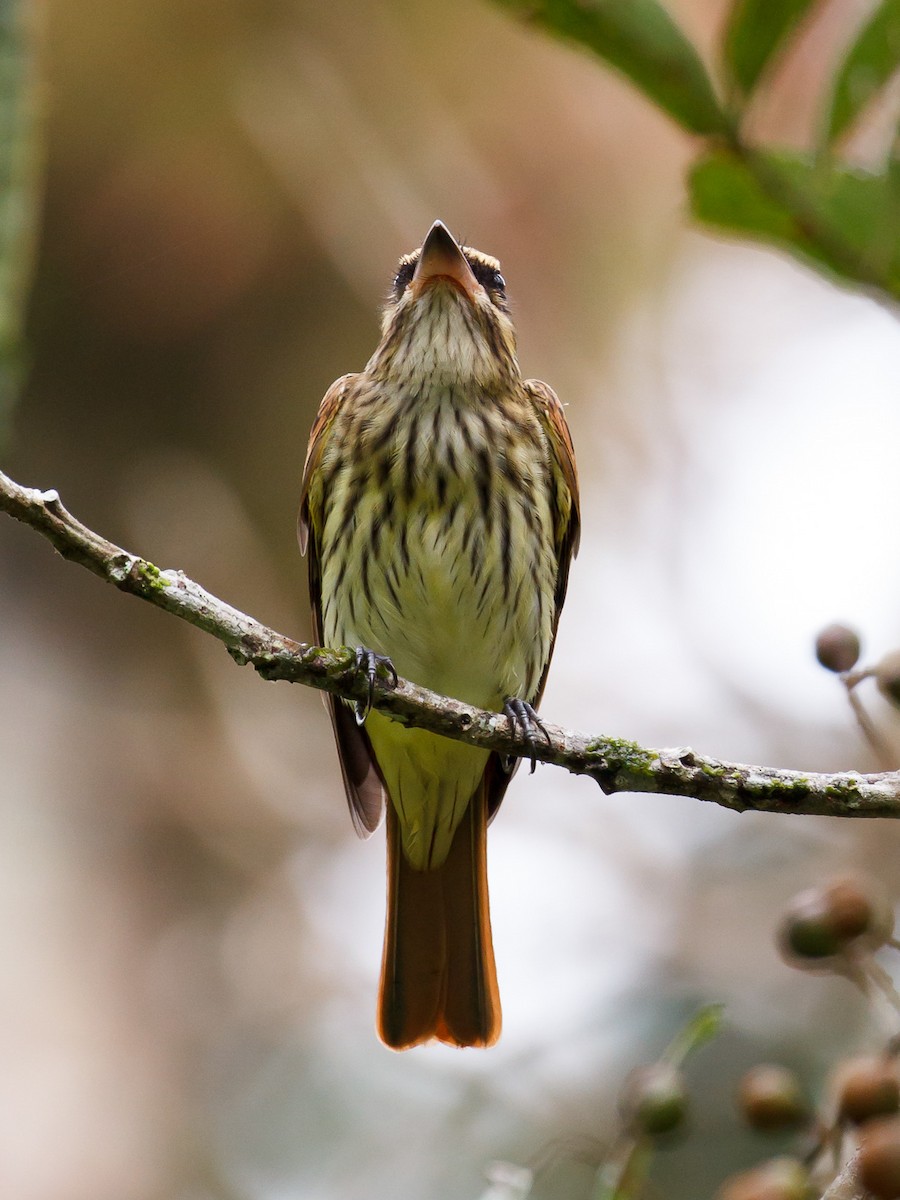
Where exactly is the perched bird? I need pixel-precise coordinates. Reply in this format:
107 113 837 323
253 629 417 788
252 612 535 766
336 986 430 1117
298 221 579 1049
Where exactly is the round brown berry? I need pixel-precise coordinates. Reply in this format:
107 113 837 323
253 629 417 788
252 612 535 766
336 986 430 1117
827 876 893 951
618 1062 687 1137
823 877 880 941
836 1055 900 1125
715 1157 812 1200
779 892 845 964
858 1115 900 1198
815 623 861 673
738 1064 808 1131
778 877 893 969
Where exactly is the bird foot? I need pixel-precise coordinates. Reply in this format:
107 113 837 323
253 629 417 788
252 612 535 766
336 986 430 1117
503 698 551 774
353 646 398 725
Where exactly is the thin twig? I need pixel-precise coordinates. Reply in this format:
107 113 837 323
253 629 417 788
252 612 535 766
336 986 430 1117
863 958 900 1024
844 680 896 770
820 1150 863 1200
4 466 900 817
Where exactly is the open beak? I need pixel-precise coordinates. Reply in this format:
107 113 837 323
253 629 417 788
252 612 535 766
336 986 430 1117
411 220 480 300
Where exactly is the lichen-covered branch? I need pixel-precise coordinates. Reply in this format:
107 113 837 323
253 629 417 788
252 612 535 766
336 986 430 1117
2 465 899 818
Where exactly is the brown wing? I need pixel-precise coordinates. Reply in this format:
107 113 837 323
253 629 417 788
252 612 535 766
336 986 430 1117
298 373 355 555
523 377 580 706
486 380 580 820
298 374 387 837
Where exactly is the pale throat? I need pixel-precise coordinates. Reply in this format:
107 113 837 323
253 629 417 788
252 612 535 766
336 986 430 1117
377 290 516 390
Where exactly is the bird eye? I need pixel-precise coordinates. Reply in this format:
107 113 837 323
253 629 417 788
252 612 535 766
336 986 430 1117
467 258 507 294
393 259 416 297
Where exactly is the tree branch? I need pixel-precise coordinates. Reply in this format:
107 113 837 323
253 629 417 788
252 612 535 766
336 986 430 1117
2 465 899 818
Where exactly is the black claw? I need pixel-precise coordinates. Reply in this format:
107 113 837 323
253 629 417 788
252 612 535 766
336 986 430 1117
503 697 551 773
353 646 398 725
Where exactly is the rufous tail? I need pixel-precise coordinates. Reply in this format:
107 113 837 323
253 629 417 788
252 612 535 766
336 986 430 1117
377 782 501 1049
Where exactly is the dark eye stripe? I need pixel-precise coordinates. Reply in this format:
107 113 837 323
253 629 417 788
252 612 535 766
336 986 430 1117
467 259 506 294
393 259 416 296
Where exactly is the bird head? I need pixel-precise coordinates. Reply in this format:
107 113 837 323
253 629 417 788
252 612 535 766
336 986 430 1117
371 221 519 387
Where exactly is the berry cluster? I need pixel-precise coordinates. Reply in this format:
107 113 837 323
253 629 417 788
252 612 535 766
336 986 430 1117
483 878 900 1200
618 878 900 1200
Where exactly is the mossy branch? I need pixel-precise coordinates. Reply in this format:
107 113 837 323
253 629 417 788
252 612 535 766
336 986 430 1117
2 465 898 818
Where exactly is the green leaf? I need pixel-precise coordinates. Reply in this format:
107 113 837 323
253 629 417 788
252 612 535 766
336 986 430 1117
825 0 900 144
0 0 37 441
495 0 728 135
689 148 900 300
661 1003 724 1067
593 1140 654 1200
723 0 819 96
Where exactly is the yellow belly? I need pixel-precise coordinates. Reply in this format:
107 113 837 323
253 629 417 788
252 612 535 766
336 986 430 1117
323 497 553 868
315 385 558 869
365 713 488 869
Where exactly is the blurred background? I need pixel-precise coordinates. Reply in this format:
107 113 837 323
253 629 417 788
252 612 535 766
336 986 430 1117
2 0 900 1196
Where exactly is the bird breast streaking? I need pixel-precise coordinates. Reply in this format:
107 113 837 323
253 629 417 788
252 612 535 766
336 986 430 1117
299 220 579 1049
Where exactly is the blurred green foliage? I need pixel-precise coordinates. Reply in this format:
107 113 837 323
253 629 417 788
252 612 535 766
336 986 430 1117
826 0 900 144
492 0 728 135
723 0 818 98
0 0 36 445
496 0 900 305
690 150 900 297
